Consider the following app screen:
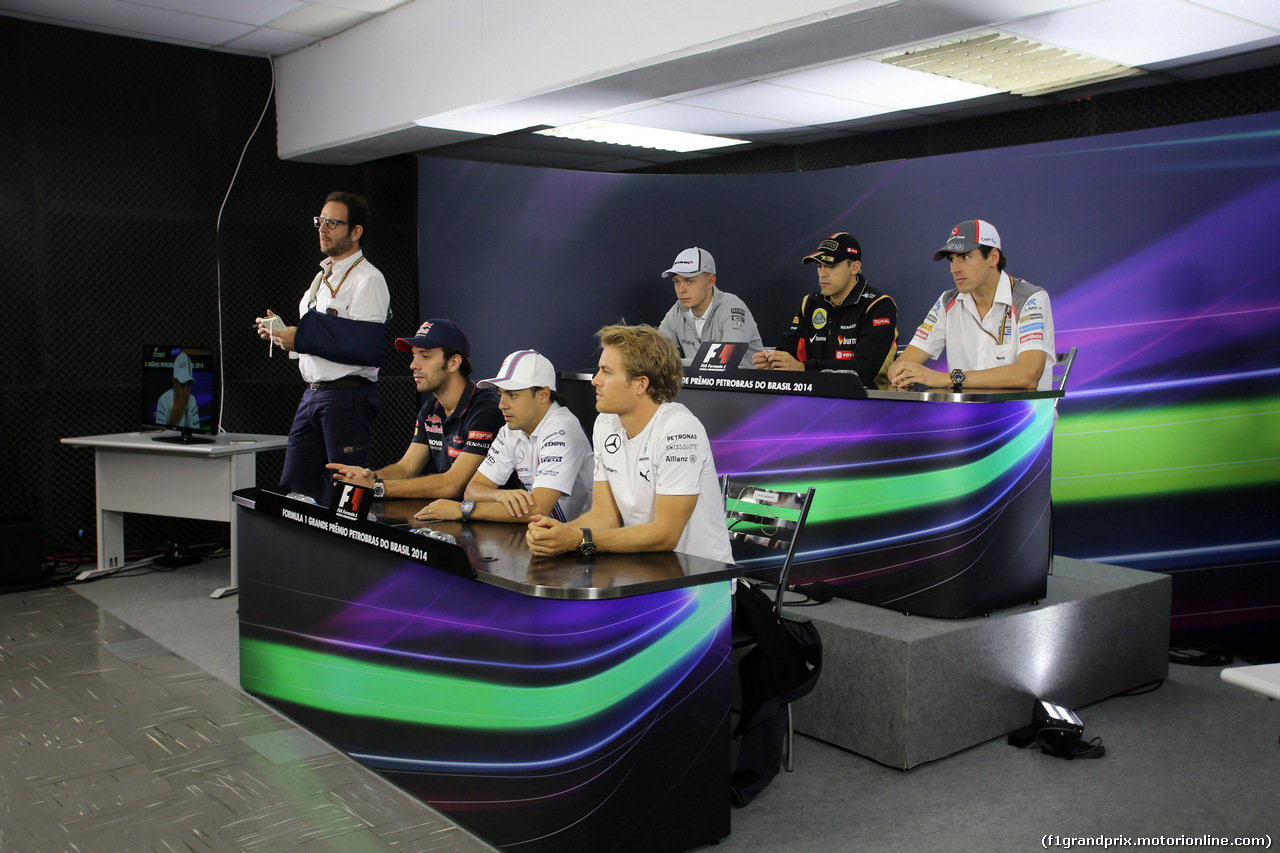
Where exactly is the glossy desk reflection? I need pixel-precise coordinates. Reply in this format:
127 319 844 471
234 488 736 853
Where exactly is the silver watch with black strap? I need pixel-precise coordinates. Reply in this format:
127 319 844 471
460 500 475 522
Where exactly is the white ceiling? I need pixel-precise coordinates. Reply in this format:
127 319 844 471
6 0 1280 171
0 0 413 56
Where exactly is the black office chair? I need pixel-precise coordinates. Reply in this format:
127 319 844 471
722 476 817 772
1053 346 1078 403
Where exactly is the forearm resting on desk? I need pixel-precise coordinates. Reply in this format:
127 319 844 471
525 492 696 556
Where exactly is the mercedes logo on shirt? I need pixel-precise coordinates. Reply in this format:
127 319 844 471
604 434 621 453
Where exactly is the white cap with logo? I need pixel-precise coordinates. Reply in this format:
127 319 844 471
478 350 558 391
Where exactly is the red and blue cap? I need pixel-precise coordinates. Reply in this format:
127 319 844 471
395 318 470 354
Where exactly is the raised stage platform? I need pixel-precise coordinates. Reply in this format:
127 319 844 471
792 556 1171 769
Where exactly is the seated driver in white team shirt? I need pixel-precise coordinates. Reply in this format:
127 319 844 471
525 324 733 564
415 349 593 524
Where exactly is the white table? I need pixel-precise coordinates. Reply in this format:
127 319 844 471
1221 663 1280 700
61 432 288 598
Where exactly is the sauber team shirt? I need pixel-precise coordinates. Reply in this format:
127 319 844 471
592 402 732 564
476 403 593 521
410 380 504 476
910 271 1056 391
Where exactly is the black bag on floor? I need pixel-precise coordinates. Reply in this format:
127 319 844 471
730 582 823 807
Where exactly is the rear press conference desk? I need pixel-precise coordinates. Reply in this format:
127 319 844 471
233 488 741 853
61 431 287 597
561 368 1062 618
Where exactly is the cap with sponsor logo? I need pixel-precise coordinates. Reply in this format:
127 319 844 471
933 219 1001 261
662 247 716 279
172 352 193 384
803 232 861 265
478 349 558 392
395 318 470 354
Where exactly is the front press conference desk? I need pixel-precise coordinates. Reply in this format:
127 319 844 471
561 370 1062 618
61 432 287 597
233 488 741 853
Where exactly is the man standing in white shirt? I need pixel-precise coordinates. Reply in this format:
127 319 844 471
414 349 593 524
657 247 763 368
889 219 1055 391
526 324 732 564
256 191 390 501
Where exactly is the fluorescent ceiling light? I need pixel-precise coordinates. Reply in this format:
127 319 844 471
535 120 749 152
880 31 1142 96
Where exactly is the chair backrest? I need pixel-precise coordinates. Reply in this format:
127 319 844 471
1053 347 1078 405
721 476 816 611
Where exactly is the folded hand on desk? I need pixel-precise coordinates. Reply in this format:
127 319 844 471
526 515 582 557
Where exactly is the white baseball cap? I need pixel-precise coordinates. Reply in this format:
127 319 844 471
173 352 193 384
662 247 716 279
478 350 558 391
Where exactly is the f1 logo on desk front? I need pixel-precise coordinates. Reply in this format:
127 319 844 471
692 341 745 373
332 482 373 522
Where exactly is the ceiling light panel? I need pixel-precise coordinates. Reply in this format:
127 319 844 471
766 58 1001 109
1001 0 1279 66
534 120 748 152
601 100 804 135
880 31 1141 96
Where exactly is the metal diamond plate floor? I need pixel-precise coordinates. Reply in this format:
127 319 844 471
0 585 497 852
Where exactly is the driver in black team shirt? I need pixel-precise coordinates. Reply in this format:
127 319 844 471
752 231 898 385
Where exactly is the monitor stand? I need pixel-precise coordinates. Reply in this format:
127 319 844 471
151 430 216 445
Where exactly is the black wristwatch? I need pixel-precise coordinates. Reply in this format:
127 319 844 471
460 500 475 522
950 368 966 390
373 478 385 498
577 528 596 559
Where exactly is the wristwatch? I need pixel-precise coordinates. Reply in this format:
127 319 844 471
950 368 966 390
577 528 596 559
460 500 475 521
373 478 385 498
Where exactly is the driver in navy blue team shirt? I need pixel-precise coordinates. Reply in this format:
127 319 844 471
327 318 504 500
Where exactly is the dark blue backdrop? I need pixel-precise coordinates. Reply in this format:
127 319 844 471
418 110 1280 641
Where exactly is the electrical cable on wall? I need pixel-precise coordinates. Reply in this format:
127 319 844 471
213 56 276 433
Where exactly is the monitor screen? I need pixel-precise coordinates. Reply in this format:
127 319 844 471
142 345 219 444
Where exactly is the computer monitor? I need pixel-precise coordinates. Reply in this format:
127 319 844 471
142 345 218 444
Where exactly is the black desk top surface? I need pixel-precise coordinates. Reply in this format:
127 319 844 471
235 489 740 600
375 498 741 600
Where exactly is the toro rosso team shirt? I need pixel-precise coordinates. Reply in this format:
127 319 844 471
410 380 504 476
